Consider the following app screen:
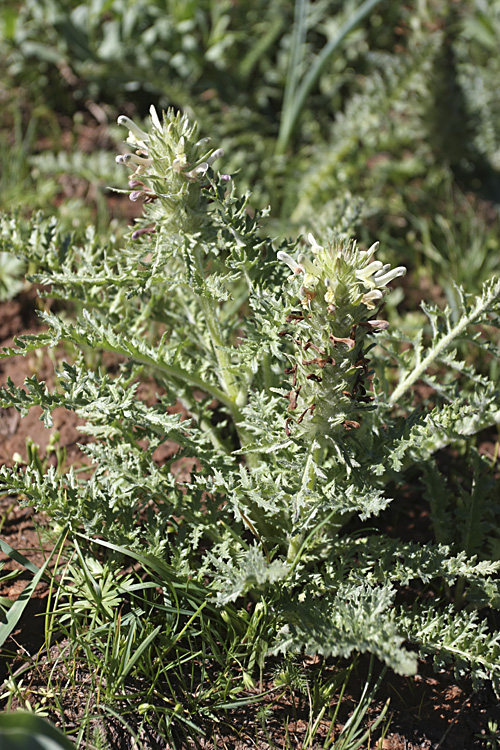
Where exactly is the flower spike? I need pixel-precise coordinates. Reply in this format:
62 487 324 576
115 106 227 233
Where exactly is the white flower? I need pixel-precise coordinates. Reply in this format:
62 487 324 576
172 156 188 173
307 233 324 255
366 319 390 330
297 254 320 277
355 241 406 301
358 241 379 261
184 163 208 179
117 115 149 147
361 289 384 309
372 266 406 287
150 105 162 131
356 261 406 289
115 153 153 167
184 148 224 180
355 261 384 284
324 286 336 305
277 251 305 275
205 148 224 166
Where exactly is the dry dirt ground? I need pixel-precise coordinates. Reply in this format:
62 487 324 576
1 291 500 749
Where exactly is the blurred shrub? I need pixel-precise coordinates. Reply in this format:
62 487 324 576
1 0 500 299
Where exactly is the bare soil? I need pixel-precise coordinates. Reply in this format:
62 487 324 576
1 292 500 749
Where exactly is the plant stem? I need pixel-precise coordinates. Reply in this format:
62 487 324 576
192 248 257 459
286 440 320 564
194 249 240 405
389 279 500 405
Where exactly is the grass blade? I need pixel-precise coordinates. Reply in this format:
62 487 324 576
0 536 42 577
276 0 384 155
0 528 67 648
0 711 76 749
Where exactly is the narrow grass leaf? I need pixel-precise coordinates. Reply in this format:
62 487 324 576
120 624 162 680
276 0 384 154
0 529 66 648
0 711 76 749
0 536 42 577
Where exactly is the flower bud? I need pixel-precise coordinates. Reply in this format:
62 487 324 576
131 226 155 240
116 153 153 167
149 105 162 130
117 115 149 142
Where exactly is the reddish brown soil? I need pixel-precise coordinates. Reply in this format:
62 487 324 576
1 291 500 749
0 292 84 690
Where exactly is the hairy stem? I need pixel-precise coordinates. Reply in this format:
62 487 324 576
389 279 500 405
194 249 240 404
286 439 321 564
192 248 258 462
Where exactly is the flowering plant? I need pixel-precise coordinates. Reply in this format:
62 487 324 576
1 107 500 704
